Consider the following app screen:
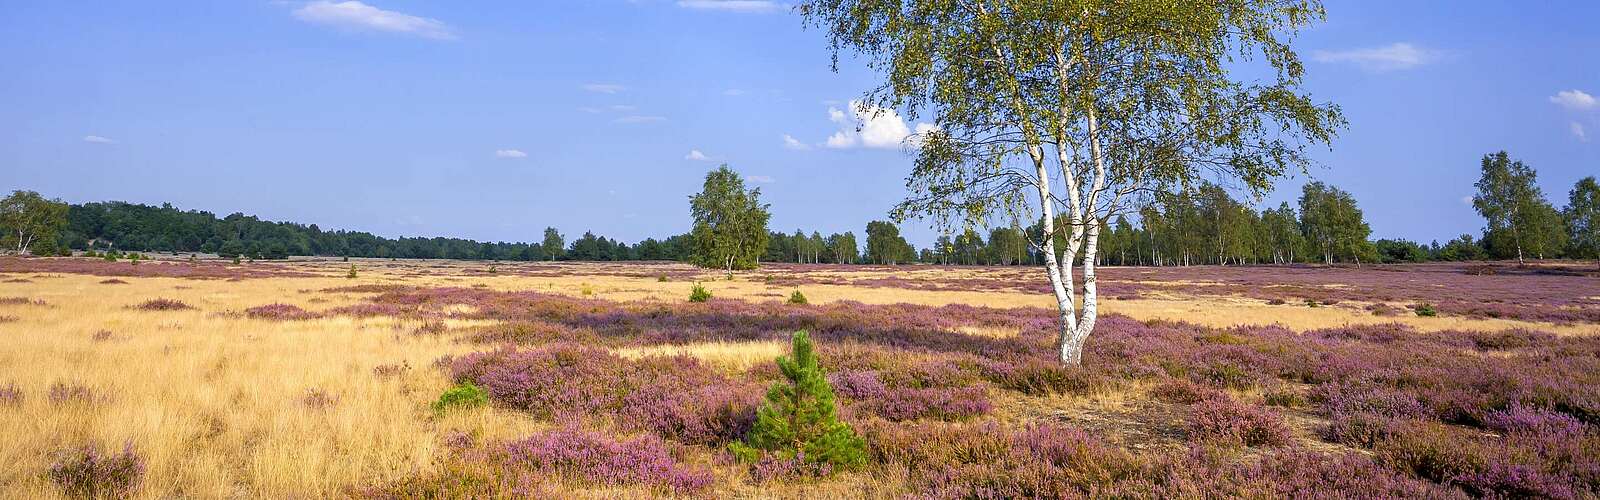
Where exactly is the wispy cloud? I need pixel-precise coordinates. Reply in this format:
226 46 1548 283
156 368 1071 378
615 115 667 124
582 83 626 94
722 89 746 96
685 149 711 161
1573 122 1590 142
292 1 454 40
1551 89 1597 111
676 0 781 13
746 175 775 183
495 149 527 159
781 134 810 150
1311 42 1438 72
82 135 115 144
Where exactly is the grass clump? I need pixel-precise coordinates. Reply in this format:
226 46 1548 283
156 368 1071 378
729 331 866 474
689 283 711 302
432 382 488 414
787 289 808 305
345 265 358 279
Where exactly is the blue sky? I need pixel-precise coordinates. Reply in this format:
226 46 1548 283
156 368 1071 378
2 1 1596 248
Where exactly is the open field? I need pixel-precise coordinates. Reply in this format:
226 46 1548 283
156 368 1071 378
2 256 1598 498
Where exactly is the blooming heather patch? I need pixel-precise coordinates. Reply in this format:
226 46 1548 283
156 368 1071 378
1186 396 1294 447
131 298 193 311
0 383 21 407
49 382 99 405
47 442 145 498
451 344 761 445
244 303 315 320
500 428 713 494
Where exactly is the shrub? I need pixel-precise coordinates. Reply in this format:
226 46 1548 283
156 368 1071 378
689 283 711 303
979 358 1101 396
657 275 669 282
1150 378 1216 404
244 303 313 320
1187 396 1293 447
451 344 758 445
1263 386 1308 409
47 442 145 498
787 289 808 305
502 427 713 494
132 298 192 311
1414 303 1437 317
729 331 866 472
346 265 358 279
432 382 489 413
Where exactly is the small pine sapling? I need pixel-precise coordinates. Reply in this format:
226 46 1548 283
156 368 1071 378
689 283 712 302
346 265 358 279
729 331 866 472
787 289 808 305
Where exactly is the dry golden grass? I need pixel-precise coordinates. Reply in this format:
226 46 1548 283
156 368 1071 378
1 258 1593 497
0 274 540 498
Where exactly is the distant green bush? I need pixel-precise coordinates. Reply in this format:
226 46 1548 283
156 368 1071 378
432 382 488 413
689 283 712 303
787 290 808 305
1414 303 1437 317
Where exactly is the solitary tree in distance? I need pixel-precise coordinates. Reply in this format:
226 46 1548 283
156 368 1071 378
689 165 771 272
800 0 1343 364
541 227 564 261
0 190 69 255
1473 151 1549 265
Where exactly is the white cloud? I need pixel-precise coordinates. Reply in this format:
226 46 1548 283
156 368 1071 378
676 0 781 13
1311 43 1437 72
582 83 626 94
746 175 775 183
1460 196 1474 206
495 149 527 158
685 149 711 161
823 100 931 149
615 115 667 124
1573 122 1590 142
608 104 637 112
292 1 454 40
782 134 810 150
1551 90 1597 111
82 135 115 144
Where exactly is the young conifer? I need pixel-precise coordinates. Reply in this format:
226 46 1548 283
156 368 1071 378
729 330 865 471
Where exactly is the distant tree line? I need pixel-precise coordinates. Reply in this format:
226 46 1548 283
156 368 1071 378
4 150 1595 266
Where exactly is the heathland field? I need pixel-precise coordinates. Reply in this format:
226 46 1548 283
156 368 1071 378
2 256 1599 498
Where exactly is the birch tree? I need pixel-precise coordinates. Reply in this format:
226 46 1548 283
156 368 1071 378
0 190 69 255
800 0 1342 364
1567 177 1600 262
689 165 771 272
1473 151 1545 265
